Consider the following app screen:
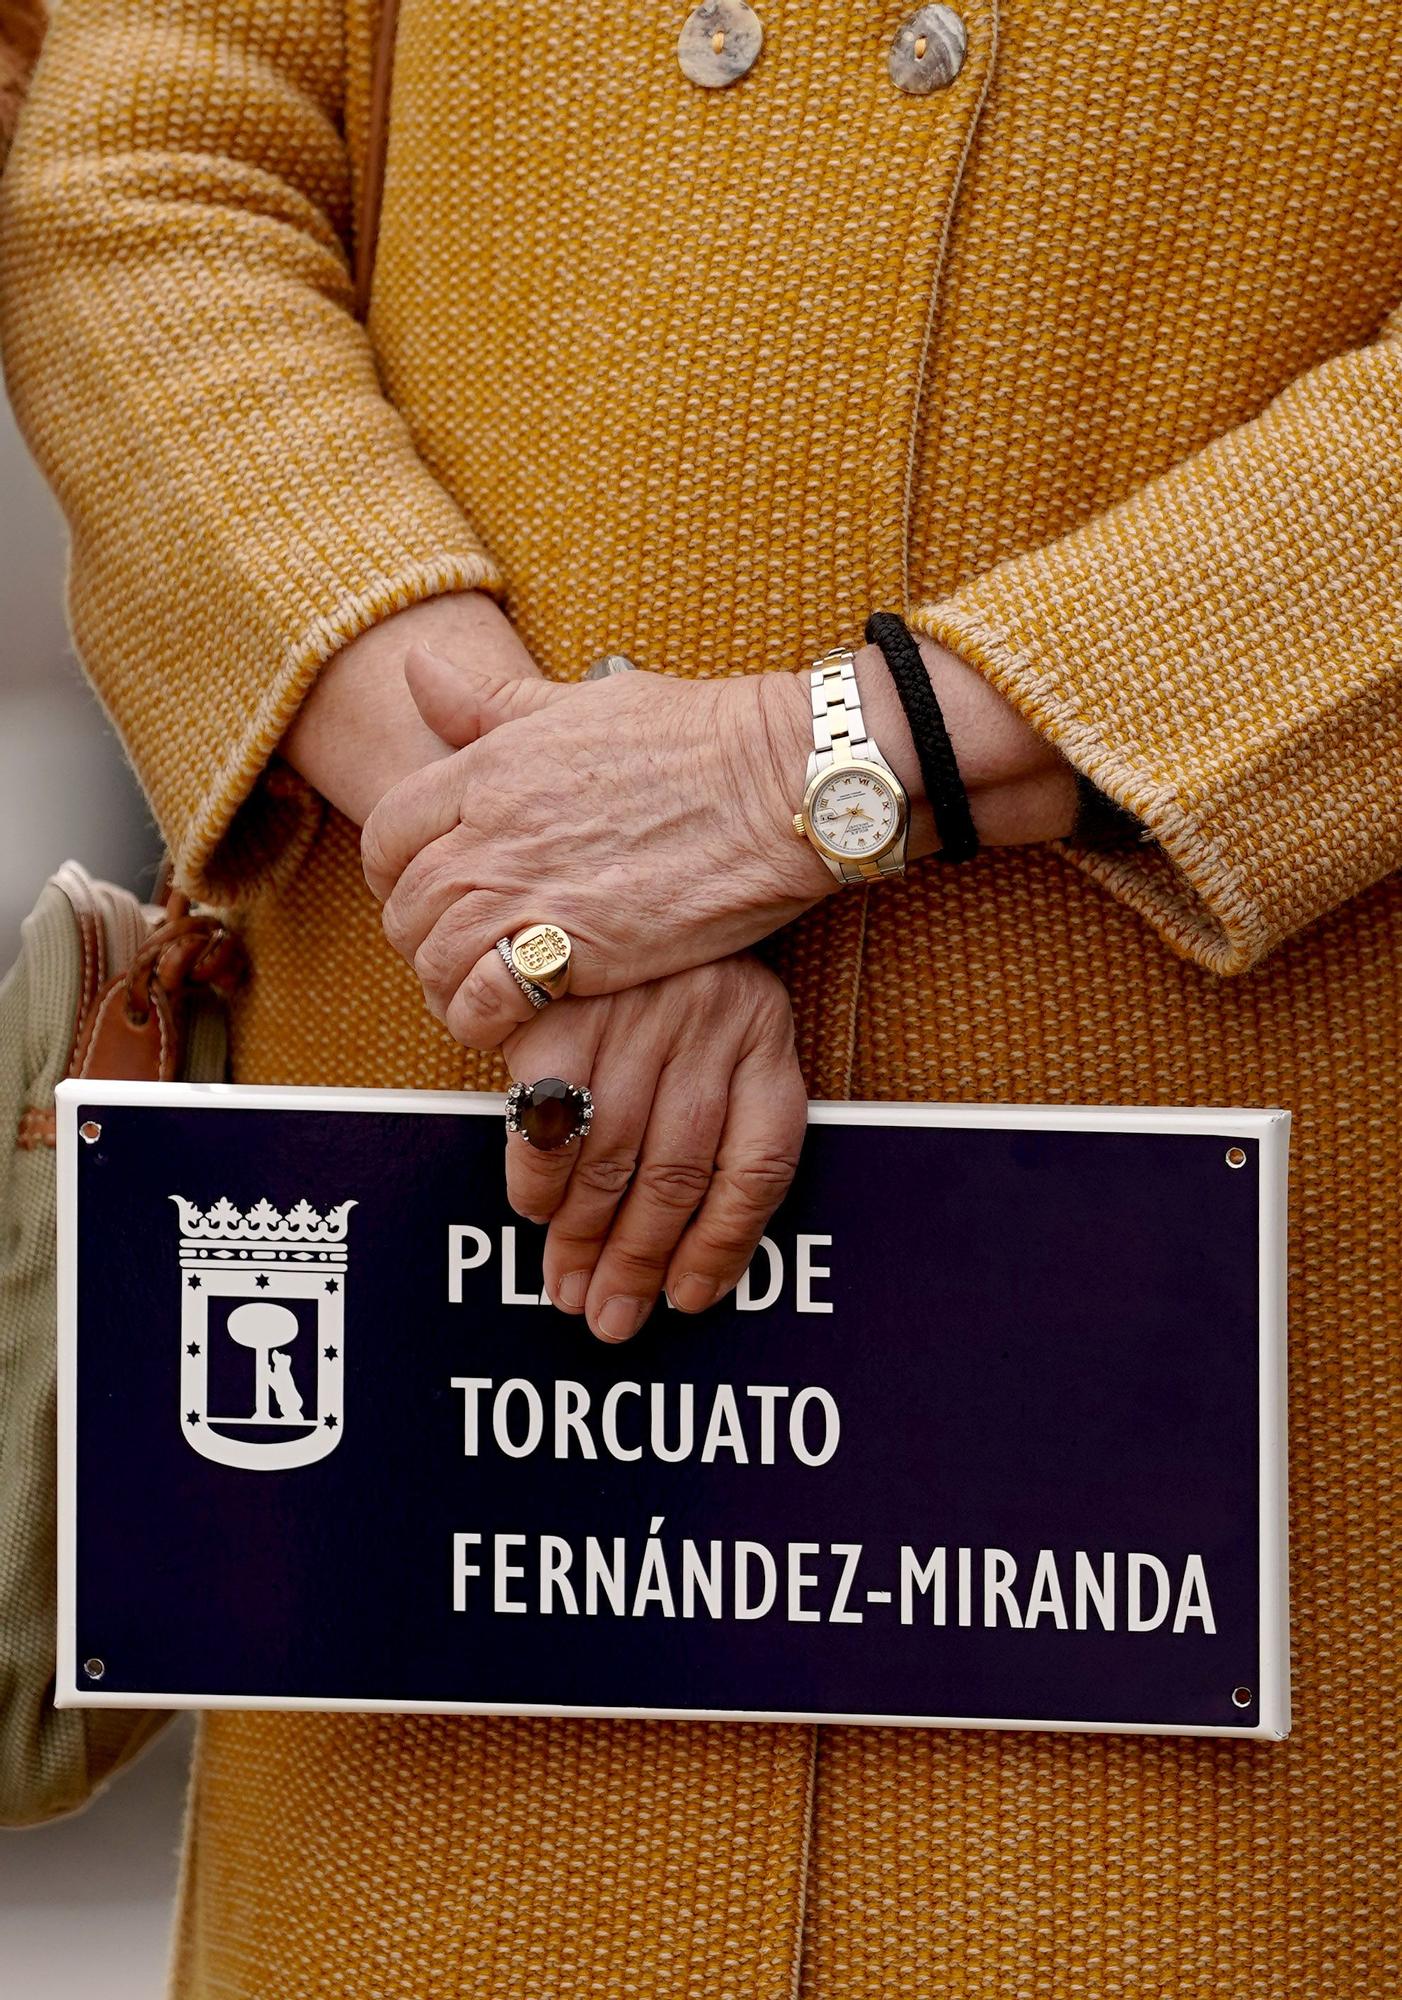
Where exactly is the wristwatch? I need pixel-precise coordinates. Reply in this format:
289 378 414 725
792 645 909 884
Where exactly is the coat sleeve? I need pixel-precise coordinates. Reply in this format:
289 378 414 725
0 0 502 905
912 303 1402 974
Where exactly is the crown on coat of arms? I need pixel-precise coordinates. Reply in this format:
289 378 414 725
170 1196 357 1262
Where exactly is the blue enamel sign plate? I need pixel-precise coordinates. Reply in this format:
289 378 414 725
56 1084 1290 1738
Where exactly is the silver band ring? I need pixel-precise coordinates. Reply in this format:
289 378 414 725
496 938 550 1010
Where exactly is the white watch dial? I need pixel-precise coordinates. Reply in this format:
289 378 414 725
809 767 900 859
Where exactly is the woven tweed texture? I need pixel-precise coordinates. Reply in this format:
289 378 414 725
1 1 1399 1994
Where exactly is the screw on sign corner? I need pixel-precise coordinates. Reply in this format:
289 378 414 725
1225 1146 1247 1169
79 1121 102 1144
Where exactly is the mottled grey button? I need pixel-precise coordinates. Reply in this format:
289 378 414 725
678 0 763 89
889 6 966 93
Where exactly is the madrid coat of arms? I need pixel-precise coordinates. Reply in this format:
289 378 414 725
171 1194 355 1470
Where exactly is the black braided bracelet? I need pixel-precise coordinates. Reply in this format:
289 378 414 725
864 610 980 864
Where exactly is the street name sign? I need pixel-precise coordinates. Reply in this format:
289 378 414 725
56 1083 1290 1738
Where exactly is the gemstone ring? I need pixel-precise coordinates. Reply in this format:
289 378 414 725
505 1077 595 1151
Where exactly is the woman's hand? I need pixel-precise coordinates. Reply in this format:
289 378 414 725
362 648 834 1047
278 592 540 824
501 955 808 1342
360 630 1076 1052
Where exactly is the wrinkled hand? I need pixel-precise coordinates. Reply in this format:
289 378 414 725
501 955 808 1342
361 646 829 1050
279 596 809 1336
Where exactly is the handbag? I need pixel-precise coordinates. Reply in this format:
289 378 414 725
0 860 243 1824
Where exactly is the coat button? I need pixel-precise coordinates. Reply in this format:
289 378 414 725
678 0 764 88
888 6 967 93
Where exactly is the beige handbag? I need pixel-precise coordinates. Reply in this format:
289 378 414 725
0 860 242 1824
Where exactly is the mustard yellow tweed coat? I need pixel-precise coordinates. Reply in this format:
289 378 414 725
3 1 1400 1993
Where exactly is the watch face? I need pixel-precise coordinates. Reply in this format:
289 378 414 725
807 766 901 860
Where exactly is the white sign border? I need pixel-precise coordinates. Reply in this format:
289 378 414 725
55 1079 1291 1741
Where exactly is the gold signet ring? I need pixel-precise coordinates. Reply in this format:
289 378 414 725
510 924 573 997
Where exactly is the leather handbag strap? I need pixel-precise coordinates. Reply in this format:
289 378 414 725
68 895 246 1086
15 869 246 1152
354 0 402 320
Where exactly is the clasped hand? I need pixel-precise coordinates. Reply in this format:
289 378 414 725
353 624 1070 1344
358 646 825 1344
362 647 829 1048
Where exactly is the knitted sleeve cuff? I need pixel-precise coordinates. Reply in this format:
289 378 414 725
0 0 507 910
174 551 504 909
911 316 1402 975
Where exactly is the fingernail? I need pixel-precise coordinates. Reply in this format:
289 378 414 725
557 1270 588 1312
670 1272 718 1314
597 1296 646 1343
